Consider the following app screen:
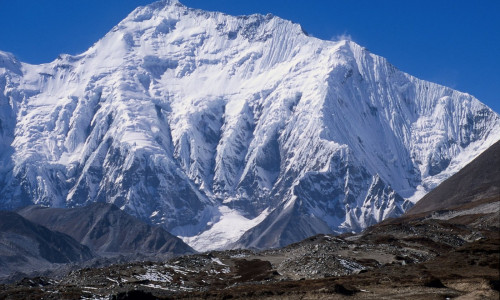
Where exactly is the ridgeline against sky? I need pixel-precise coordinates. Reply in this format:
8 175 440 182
0 0 498 113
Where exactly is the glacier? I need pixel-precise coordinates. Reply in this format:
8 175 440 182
0 0 499 251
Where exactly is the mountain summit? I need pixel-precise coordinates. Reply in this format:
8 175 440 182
0 1 499 250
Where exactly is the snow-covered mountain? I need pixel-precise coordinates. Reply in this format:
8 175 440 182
0 0 499 250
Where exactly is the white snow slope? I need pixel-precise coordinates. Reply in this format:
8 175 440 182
0 0 499 251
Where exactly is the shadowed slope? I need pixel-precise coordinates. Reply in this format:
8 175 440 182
0 211 94 279
407 140 500 216
18 203 195 256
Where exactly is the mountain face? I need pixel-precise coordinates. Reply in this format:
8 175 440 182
17 203 195 256
0 211 94 279
0 0 499 250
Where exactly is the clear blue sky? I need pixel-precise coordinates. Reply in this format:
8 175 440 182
0 0 498 112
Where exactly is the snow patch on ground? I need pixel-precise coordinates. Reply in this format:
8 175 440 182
135 267 172 283
211 257 226 266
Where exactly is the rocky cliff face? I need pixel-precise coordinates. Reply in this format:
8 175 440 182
0 0 499 250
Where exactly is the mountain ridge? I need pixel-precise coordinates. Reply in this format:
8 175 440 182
0 0 499 250
406 139 500 216
17 202 195 256
0 210 94 280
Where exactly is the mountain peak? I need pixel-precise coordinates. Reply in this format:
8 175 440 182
128 0 183 19
0 51 22 75
114 0 306 43
0 1 499 250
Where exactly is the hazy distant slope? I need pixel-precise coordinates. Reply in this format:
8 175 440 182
18 203 195 256
0 211 94 279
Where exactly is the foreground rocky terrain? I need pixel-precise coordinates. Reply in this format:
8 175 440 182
0 197 498 299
